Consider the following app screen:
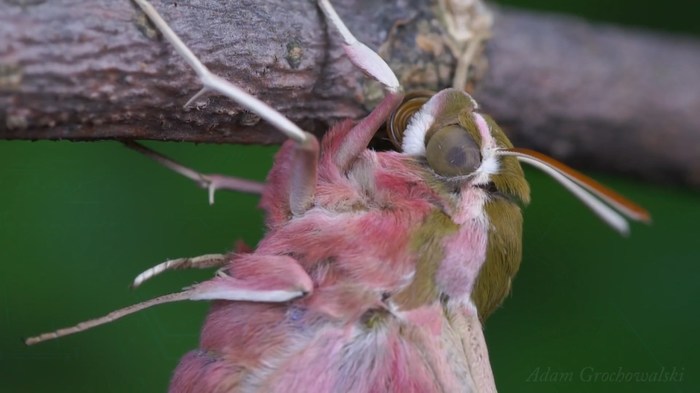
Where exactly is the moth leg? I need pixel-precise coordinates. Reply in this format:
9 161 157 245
317 0 401 93
131 253 228 289
25 290 193 345
317 0 405 170
124 142 265 204
132 0 307 144
188 254 313 303
132 0 319 215
26 254 312 345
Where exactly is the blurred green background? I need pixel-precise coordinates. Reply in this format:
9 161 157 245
1 0 699 392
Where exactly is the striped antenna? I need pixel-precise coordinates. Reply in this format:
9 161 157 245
498 148 650 235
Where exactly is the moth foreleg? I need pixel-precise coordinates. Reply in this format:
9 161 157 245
317 0 405 169
317 0 400 93
124 141 265 204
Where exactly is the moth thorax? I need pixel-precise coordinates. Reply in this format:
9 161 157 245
386 90 433 150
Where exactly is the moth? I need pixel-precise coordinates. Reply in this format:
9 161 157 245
26 0 650 392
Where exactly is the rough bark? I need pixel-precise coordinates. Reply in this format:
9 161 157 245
1 0 699 188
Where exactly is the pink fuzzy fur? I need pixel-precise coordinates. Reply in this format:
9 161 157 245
170 120 491 392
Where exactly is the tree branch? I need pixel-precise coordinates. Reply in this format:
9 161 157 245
1 0 699 188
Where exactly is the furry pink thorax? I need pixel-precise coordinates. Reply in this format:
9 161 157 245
171 121 490 392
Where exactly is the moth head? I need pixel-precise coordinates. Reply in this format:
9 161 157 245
388 88 650 235
389 89 529 205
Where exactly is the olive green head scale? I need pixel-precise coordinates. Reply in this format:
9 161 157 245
392 88 530 318
391 87 650 318
393 212 460 310
463 114 530 320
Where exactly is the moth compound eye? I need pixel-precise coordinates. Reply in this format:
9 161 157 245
425 125 481 177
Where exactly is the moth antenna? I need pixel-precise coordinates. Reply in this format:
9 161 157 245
131 0 308 144
25 290 192 345
503 148 650 223
132 253 228 289
123 141 265 203
498 149 649 235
